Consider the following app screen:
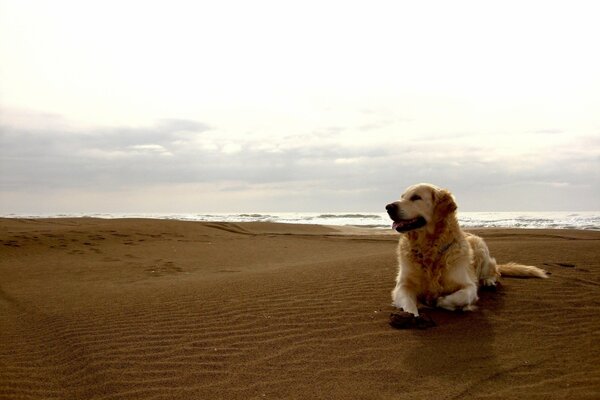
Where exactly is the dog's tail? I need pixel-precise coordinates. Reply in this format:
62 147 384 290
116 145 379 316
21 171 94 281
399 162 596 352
497 262 549 279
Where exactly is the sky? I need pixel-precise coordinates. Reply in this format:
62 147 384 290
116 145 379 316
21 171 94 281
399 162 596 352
1 0 599 214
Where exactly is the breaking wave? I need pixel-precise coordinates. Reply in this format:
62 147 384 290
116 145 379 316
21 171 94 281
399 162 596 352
3 211 599 230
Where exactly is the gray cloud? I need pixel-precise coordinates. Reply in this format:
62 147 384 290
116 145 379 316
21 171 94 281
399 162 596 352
1 116 599 212
156 119 211 133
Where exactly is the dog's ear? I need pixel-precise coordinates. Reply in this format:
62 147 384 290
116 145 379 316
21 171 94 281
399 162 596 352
434 189 457 219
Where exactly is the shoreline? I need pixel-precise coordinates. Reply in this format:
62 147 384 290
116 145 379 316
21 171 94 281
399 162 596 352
1 218 599 399
2 211 599 231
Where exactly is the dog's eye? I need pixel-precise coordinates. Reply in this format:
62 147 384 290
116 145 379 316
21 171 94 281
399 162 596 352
410 195 422 201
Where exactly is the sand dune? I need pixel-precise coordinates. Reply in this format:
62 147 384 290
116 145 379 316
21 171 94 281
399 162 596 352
1 218 599 399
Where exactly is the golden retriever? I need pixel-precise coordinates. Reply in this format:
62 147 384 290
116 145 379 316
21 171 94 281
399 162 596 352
386 183 547 316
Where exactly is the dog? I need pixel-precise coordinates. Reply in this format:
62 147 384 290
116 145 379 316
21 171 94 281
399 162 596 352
386 183 547 317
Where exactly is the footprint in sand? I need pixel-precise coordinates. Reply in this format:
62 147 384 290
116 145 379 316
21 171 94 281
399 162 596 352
144 260 184 277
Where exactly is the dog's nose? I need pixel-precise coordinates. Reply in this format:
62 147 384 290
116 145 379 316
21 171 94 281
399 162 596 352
386 203 397 212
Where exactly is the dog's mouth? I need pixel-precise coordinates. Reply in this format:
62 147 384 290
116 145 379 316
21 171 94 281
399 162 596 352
391 217 427 232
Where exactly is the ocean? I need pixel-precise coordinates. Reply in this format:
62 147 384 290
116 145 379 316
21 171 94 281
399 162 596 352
4 211 599 230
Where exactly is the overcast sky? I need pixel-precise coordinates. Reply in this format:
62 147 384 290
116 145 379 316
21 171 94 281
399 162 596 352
1 0 599 213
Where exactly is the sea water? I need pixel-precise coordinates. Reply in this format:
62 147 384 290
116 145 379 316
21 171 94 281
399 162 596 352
4 211 599 230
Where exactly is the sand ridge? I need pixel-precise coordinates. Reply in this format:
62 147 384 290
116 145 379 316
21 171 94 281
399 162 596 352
1 218 599 399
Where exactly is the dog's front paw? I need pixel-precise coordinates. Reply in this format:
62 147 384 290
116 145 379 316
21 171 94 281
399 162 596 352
482 277 497 287
437 296 478 312
391 299 419 317
436 296 456 311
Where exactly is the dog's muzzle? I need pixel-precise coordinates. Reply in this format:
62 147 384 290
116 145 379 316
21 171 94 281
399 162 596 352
385 202 426 232
385 202 399 218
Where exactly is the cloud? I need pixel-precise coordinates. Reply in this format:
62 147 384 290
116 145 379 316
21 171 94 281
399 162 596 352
129 144 173 157
156 119 210 133
532 129 564 135
221 143 242 155
1 111 599 212
358 121 394 132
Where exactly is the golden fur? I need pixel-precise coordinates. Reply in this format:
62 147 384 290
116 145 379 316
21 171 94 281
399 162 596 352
386 183 547 316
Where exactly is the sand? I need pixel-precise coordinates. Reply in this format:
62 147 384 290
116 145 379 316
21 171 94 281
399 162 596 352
1 218 599 399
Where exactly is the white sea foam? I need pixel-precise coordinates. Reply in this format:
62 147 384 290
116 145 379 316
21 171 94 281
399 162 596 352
3 211 599 230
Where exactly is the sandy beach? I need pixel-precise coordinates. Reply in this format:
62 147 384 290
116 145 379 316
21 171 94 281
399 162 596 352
1 218 599 399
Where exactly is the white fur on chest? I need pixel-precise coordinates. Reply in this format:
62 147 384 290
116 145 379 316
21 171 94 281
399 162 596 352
395 238 474 306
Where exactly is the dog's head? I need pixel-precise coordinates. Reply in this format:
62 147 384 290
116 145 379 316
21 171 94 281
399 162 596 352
385 183 457 233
